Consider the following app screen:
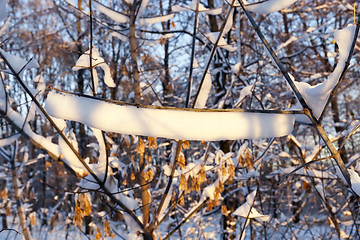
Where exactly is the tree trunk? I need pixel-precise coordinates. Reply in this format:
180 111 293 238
10 149 31 240
139 151 150 227
160 0 173 103
129 3 141 104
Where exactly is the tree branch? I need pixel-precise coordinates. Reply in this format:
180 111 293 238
236 0 358 198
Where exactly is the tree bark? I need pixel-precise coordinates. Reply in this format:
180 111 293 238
129 2 141 104
139 149 150 227
10 148 31 240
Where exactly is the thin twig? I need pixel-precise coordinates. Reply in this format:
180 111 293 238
88 0 110 189
279 155 335 184
89 0 96 96
192 0 237 108
0 70 8 114
10 143 31 240
149 140 183 232
339 122 360 151
185 0 200 108
0 228 20 234
157 191 185 226
162 199 207 240
239 185 259 240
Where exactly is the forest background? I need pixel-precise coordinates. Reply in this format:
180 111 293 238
0 0 360 239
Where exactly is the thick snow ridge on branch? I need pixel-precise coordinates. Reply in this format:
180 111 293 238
228 0 296 13
293 25 356 121
45 91 295 141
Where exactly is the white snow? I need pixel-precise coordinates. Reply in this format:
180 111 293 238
275 36 298 54
158 184 173 221
194 71 212 108
51 116 67 131
58 129 88 176
234 85 253 107
181 162 203 179
172 0 222 15
304 145 322 163
278 166 332 179
306 27 317 33
184 185 216 218
201 184 216 201
72 47 116 90
348 169 360 196
45 91 295 141
92 1 129 23
158 34 175 45
27 75 46 122
87 127 108 181
233 62 242 74
123 0 134 5
123 213 143 238
138 13 174 25
0 101 60 163
0 49 39 77
232 190 270 221
205 8 237 52
246 0 297 14
110 31 129 41
0 134 19 147
117 194 139 211
162 164 180 177
206 32 237 52
159 33 174 40
223 8 233 35
0 0 6 20
293 25 356 121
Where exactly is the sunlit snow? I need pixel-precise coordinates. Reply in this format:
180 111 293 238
138 13 174 25
0 101 60 160
92 1 129 23
110 31 128 41
246 0 297 14
206 32 237 52
293 25 356 121
0 48 39 77
235 84 254 107
72 47 116 90
233 190 270 221
45 91 295 141
348 169 360 196
205 8 237 52
158 184 173 221
194 71 212 108
172 0 222 15
0 134 19 147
